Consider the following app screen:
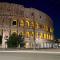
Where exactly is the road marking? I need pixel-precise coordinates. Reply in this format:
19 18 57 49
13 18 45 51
0 50 60 54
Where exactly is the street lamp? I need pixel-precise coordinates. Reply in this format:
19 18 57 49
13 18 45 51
31 12 36 50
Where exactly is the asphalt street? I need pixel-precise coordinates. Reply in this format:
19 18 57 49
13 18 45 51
0 52 60 60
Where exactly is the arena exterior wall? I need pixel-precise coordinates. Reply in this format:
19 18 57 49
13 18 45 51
0 3 54 48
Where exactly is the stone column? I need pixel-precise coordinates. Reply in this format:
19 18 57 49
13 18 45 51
2 29 9 48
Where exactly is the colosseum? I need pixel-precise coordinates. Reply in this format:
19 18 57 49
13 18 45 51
0 3 54 48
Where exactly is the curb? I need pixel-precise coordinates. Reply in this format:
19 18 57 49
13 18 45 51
0 50 60 54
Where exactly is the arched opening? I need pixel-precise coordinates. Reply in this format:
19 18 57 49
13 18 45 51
0 35 2 45
35 22 39 29
30 21 34 28
26 20 30 28
20 20 24 27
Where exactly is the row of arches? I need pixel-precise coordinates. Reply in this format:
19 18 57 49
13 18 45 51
13 18 53 33
20 32 53 40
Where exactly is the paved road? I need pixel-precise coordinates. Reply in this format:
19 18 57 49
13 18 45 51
0 52 60 60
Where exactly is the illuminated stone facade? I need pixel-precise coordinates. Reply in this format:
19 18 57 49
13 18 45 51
0 3 54 48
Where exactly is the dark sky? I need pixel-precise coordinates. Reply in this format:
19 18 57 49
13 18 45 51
0 0 60 39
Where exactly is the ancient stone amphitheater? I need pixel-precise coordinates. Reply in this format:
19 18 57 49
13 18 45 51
0 3 54 48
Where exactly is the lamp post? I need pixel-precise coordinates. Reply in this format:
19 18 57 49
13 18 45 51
32 12 36 50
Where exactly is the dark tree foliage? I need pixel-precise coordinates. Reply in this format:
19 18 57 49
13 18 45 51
18 34 25 48
7 32 25 48
7 32 18 48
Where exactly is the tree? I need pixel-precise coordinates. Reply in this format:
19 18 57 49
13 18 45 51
18 34 25 48
7 32 18 48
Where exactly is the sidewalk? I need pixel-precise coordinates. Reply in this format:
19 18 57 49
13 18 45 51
0 48 60 52
0 49 60 54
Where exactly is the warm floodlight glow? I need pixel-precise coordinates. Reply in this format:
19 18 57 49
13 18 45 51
20 20 24 27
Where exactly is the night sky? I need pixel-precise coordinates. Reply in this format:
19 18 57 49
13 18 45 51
0 0 60 39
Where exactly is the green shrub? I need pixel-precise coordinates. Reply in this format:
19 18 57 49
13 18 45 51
18 34 25 48
7 32 18 48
